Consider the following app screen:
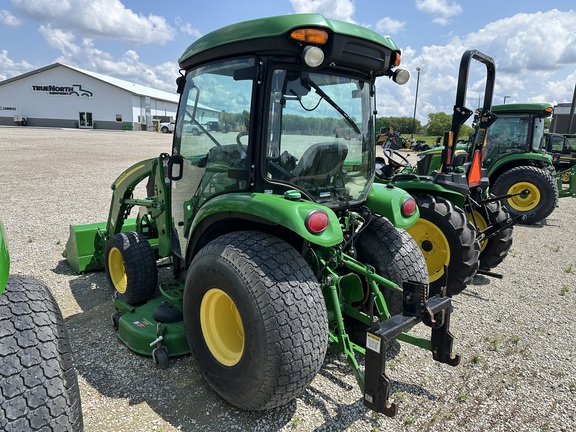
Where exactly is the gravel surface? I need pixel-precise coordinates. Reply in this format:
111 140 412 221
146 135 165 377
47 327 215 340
1 126 575 431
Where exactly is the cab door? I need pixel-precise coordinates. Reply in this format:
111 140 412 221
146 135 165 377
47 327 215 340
170 58 255 261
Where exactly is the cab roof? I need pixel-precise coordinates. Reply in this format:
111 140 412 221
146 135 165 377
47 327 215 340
178 14 401 77
491 102 554 116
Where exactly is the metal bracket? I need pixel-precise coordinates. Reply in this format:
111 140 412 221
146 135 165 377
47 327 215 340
363 284 460 416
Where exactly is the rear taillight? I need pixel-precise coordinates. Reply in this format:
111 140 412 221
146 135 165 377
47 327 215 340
305 210 329 234
401 197 418 217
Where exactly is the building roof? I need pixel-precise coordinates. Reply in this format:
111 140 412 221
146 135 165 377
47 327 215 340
0 62 179 104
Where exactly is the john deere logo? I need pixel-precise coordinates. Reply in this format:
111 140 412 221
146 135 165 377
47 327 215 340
31 84 93 97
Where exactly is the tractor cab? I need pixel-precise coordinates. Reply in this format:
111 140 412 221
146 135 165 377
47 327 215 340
483 103 553 167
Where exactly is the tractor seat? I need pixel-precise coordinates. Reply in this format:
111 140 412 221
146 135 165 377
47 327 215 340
290 142 348 186
452 151 468 167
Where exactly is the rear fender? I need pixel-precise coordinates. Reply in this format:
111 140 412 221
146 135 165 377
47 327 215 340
389 176 467 208
188 192 344 249
364 183 420 229
487 153 553 180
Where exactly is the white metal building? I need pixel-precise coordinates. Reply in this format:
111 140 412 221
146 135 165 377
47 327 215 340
0 63 181 131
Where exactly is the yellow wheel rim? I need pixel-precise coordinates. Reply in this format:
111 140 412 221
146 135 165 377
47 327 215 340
200 288 244 367
407 219 451 283
468 210 489 251
506 181 540 211
107 247 127 294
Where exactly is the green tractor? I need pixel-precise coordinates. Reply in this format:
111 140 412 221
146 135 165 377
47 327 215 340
417 103 559 224
0 220 83 431
376 50 515 296
63 14 460 416
543 132 576 197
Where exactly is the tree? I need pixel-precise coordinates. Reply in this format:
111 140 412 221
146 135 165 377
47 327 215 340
425 112 452 136
376 116 422 135
459 124 474 141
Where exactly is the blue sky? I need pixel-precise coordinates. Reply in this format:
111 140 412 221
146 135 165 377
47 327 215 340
1 0 576 125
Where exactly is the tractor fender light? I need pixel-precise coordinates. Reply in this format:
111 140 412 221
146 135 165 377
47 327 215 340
392 69 410 85
303 46 325 68
290 28 329 44
401 197 418 217
305 210 329 234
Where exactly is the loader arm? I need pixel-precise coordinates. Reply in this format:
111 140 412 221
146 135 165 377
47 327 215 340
63 153 172 274
106 153 172 256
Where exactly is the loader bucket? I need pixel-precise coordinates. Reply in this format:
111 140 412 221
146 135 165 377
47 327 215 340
63 219 137 274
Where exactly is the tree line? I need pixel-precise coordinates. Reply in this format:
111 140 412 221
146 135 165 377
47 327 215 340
376 113 473 140
219 110 474 139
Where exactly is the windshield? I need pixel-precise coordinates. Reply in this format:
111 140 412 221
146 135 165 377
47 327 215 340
484 114 531 166
265 70 375 207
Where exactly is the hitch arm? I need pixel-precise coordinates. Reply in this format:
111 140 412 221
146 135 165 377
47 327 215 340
363 285 460 416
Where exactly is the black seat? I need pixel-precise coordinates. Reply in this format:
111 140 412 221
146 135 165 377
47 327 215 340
290 142 348 187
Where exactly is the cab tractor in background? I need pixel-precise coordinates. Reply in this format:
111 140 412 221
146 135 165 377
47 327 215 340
417 103 560 224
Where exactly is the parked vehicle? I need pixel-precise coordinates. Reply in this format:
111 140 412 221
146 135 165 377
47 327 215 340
417 103 560 224
63 13 460 417
0 219 83 431
160 120 175 133
375 50 514 295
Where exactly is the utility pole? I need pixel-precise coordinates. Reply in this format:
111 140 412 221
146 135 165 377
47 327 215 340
412 67 421 135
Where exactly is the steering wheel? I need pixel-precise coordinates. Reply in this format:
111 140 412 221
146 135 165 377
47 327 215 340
236 131 249 152
383 147 411 169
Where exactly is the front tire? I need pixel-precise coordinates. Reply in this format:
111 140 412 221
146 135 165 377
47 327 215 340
356 217 429 315
183 231 328 411
407 195 480 296
491 165 559 224
0 276 83 432
468 198 513 271
104 232 157 305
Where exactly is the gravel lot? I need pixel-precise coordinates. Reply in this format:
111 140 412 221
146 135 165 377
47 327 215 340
1 126 575 431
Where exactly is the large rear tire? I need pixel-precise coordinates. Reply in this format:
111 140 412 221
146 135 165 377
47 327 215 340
0 276 83 432
183 231 328 411
104 231 158 305
468 198 513 271
407 194 480 297
491 165 558 225
356 217 429 315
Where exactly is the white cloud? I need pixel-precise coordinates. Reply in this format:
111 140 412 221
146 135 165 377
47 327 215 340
415 0 463 26
375 17 405 34
377 9 576 125
465 10 576 73
0 50 33 81
32 26 179 93
289 0 355 23
0 9 22 26
12 0 175 45
175 17 202 38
